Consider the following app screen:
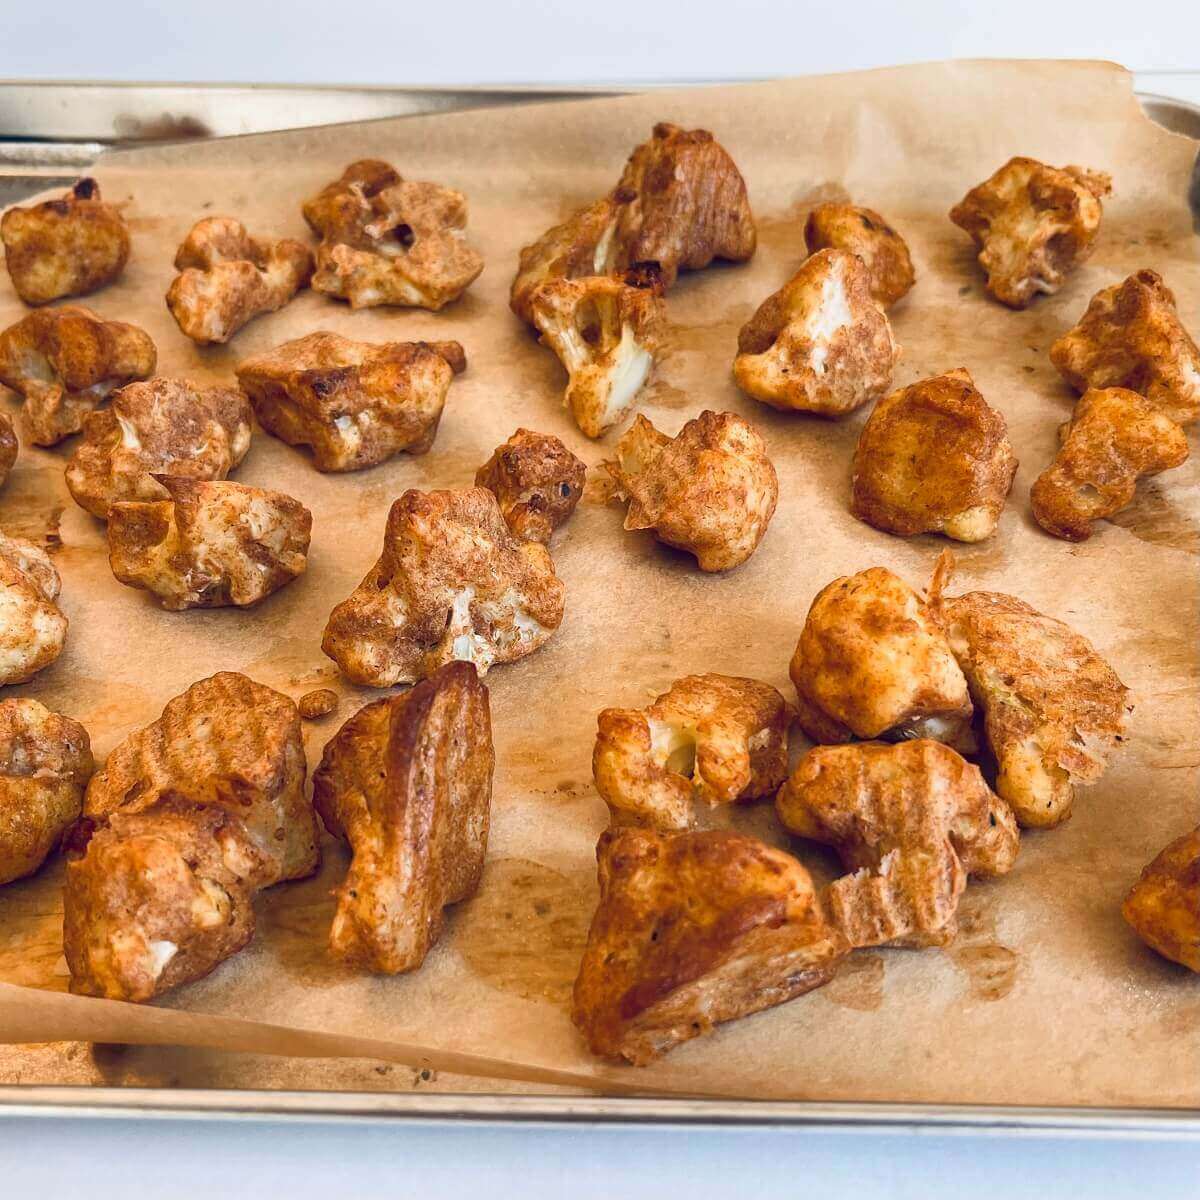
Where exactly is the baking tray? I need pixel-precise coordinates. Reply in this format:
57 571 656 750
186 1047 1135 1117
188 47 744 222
0 78 1196 1133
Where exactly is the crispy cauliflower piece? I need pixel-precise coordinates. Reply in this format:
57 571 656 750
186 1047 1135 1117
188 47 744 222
0 698 93 885
572 827 848 1064
593 673 793 831
528 275 665 438
1031 386 1189 542
1 178 130 306
166 216 313 344
790 566 974 750
108 477 312 611
302 159 483 310
930 554 1130 828
0 305 156 446
474 428 586 544
65 377 252 520
312 661 494 974
1050 270 1200 425
949 156 1111 309
851 368 1018 542
0 530 67 686
510 122 756 325
733 249 898 415
63 672 319 1001
1122 827 1200 972
776 740 1019 949
236 331 465 472
322 487 565 687
0 413 16 490
804 202 915 308
605 411 778 572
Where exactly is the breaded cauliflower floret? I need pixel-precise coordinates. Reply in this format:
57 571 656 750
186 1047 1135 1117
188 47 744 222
1050 270 1200 425
572 827 848 1064
776 740 1019 949
65 377 252 520
0 698 93 885
1122 827 1200 972
0 306 156 446
1031 387 1189 542
851 368 1018 542
733 249 898 415
236 331 465 472
0 413 16 491
593 673 793 831
474 428 586 544
1 178 129 306
605 410 778 572
930 554 1130 828
322 487 565 687
166 216 314 344
312 661 494 974
804 202 915 308
0 530 67 686
510 122 756 325
107 477 312 611
303 159 484 310
529 275 665 438
790 566 974 749
949 156 1111 309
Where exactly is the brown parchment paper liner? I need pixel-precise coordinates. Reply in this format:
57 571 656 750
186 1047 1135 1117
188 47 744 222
0 59 1196 1106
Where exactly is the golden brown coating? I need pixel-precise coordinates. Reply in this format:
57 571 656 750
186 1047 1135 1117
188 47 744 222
777 740 1019 949
949 156 1111 309
65 377 252 520
107 477 312 610
510 122 756 325
803 202 915 308
733 249 898 415
474 428 586 544
298 689 338 720
1049 270 1200 425
312 661 494 973
1031 387 1189 542
572 827 848 1064
593 673 793 831
0 306 156 446
1 178 130 306
790 566 974 751
605 411 778 572
302 159 483 310
323 487 565 687
0 698 92 885
236 331 464 472
528 275 665 438
0 412 17 490
1122 828 1200 972
851 368 1018 542
166 216 313 344
0 531 67 686
930 555 1130 828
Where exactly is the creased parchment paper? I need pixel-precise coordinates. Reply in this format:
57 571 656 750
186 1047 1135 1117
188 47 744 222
0 59 1196 1107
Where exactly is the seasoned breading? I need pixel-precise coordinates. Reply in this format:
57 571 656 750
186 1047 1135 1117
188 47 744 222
322 487 565 687
236 331 465 472
572 827 848 1064
0 413 16 490
851 368 1018 542
605 411 778 572
474 428 586 544
1 178 129 305
0 531 67 686
949 156 1111 308
312 661 494 973
777 740 1019 949
593 674 793 830
803 202 915 308
65 377 252 520
1122 827 1200 972
0 306 155 446
733 249 898 415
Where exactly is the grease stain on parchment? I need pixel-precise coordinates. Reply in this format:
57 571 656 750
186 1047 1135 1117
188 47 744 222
825 952 885 1011
0 875 68 991
950 889 1020 1001
1107 484 1199 554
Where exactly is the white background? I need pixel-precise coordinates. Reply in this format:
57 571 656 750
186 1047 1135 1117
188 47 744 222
2 1 1199 1195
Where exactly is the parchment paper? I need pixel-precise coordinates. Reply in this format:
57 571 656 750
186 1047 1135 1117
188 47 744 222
0 59 1196 1107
